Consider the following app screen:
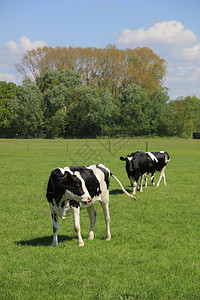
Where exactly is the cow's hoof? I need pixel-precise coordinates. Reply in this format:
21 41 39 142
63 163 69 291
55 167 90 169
52 242 58 247
89 232 94 240
79 242 84 246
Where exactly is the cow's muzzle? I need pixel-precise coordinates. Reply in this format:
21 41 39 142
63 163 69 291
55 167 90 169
82 196 92 205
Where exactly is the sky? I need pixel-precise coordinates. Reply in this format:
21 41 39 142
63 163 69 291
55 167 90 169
0 0 200 100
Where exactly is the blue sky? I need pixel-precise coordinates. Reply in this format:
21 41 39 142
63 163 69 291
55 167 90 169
0 0 200 99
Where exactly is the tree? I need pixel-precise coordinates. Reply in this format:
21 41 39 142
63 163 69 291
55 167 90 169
169 95 200 137
36 69 82 93
9 84 43 137
16 46 76 82
66 86 115 137
0 81 18 137
147 87 170 135
119 83 150 136
16 45 167 96
36 69 82 138
184 96 200 131
125 47 166 94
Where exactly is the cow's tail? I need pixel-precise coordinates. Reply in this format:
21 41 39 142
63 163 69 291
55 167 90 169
111 174 136 200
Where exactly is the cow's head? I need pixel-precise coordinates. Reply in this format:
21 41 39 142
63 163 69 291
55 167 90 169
46 168 92 205
120 156 134 174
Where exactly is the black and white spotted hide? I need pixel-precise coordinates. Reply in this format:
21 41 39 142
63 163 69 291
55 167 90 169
46 164 135 247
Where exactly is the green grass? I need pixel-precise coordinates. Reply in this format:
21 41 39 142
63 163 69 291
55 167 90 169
0 138 200 299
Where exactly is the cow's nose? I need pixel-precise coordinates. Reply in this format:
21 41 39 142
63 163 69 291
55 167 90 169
87 197 92 202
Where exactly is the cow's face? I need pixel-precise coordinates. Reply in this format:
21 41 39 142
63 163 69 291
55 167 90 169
64 172 84 196
120 156 134 174
46 168 92 205
64 171 92 203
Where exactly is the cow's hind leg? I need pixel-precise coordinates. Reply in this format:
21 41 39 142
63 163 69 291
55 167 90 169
163 168 167 186
157 166 166 187
87 205 96 240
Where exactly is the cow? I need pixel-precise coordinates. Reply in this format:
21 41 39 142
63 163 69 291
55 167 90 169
46 164 136 246
120 151 149 194
144 151 170 187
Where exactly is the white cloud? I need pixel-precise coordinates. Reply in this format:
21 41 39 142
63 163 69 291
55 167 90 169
164 62 200 99
117 20 200 99
182 43 200 61
117 20 197 48
0 72 16 82
6 36 47 54
0 36 47 85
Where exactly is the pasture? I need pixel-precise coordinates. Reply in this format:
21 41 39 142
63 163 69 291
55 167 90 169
0 137 199 299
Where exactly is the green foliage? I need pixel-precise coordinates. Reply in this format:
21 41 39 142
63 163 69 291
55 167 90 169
169 95 200 137
0 138 200 299
36 69 82 93
119 83 150 135
1 67 200 138
1 45 198 138
17 45 167 96
9 84 43 137
147 88 173 136
67 86 115 137
0 81 18 136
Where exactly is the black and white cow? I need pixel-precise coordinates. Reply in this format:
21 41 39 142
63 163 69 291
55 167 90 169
120 151 149 194
145 151 170 187
46 164 136 246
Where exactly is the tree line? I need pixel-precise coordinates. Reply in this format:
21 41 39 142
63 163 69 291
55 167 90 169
0 45 200 138
16 45 166 96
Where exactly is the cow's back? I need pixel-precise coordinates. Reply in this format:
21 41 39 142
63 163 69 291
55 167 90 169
70 166 102 198
132 151 148 176
88 164 110 197
152 151 170 171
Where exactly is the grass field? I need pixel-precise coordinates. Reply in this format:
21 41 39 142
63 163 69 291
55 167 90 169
0 137 200 299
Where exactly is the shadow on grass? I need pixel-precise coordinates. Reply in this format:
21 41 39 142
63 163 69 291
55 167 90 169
110 184 155 196
110 188 132 195
15 235 74 247
15 234 106 247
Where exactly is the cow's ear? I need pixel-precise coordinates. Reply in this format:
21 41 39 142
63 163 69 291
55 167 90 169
120 156 126 161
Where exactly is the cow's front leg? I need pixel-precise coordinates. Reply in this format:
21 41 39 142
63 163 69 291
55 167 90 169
87 205 96 240
132 181 137 194
72 206 84 246
51 212 59 247
100 201 111 241
144 173 148 188
139 175 144 192
50 203 59 246
151 172 156 186
130 176 137 194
